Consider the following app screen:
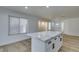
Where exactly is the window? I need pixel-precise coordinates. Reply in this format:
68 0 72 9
8 16 29 35
20 18 29 33
9 16 19 34
48 22 52 31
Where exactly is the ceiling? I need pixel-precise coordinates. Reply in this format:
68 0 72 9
3 6 79 19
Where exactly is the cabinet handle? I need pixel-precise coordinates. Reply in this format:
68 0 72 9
60 38 62 41
48 41 51 44
55 38 57 40
52 43 55 49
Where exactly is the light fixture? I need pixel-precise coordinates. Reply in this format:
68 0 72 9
25 6 28 9
56 23 59 26
46 6 49 8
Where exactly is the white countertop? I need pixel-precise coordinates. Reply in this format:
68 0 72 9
27 31 62 41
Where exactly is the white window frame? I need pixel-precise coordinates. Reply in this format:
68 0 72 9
8 15 29 35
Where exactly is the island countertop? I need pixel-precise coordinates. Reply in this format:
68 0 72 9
27 31 62 42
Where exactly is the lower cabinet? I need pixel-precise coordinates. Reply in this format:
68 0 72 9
46 35 63 52
46 39 56 52
31 35 63 52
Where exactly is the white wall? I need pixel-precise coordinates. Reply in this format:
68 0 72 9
63 18 79 36
0 7 39 46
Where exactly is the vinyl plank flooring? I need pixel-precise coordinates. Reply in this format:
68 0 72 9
0 34 79 52
59 34 79 52
0 39 31 52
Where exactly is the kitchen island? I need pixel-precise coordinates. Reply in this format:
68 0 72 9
27 31 63 52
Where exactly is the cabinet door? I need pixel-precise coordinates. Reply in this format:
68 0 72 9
46 35 63 52
46 39 56 52
55 35 63 51
55 37 61 51
59 35 63 47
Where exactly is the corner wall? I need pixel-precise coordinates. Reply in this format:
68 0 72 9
63 18 79 36
0 7 39 46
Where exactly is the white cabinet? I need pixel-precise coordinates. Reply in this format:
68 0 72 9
45 35 63 52
31 34 63 52
27 31 63 52
31 37 46 52
55 36 62 51
46 38 55 52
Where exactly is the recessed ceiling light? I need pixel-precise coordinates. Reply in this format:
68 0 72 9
56 23 59 26
25 6 28 9
46 6 49 8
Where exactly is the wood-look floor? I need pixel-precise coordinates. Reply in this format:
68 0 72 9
0 34 79 52
0 39 31 52
59 34 79 52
